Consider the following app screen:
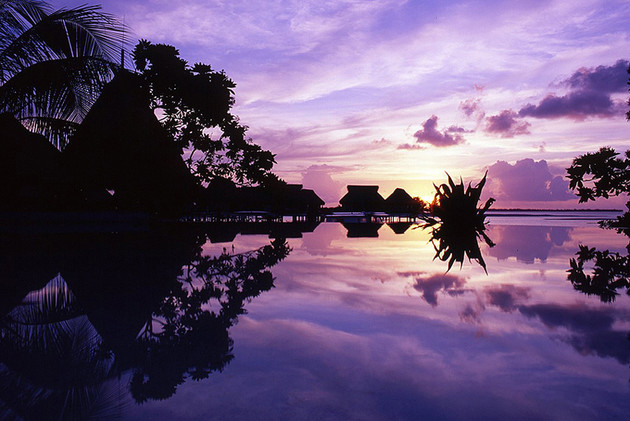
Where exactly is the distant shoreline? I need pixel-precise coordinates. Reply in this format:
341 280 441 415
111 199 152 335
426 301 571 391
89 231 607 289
487 208 623 212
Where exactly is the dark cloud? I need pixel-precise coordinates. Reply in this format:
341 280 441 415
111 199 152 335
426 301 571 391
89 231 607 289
518 90 621 119
518 59 629 120
411 115 467 147
486 158 574 202
484 284 530 312
412 273 467 307
565 59 629 93
519 304 630 364
484 110 530 137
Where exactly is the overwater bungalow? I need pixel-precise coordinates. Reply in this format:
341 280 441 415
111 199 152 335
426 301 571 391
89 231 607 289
342 222 383 238
387 221 413 234
385 188 422 214
339 185 386 212
202 182 325 217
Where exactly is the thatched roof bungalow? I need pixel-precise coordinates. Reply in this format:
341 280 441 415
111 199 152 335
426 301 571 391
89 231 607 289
385 188 421 214
0 114 110 211
339 185 386 211
63 71 196 215
203 182 324 215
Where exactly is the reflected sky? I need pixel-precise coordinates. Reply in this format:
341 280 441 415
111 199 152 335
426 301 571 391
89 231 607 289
2 218 629 420
123 218 630 420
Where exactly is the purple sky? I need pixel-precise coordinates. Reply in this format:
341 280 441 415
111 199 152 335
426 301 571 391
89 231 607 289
58 0 630 208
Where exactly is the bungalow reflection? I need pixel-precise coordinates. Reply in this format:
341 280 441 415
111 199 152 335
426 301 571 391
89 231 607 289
0 229 289 419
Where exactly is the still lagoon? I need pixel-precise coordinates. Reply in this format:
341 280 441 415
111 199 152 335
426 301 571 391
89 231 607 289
1 211 629 420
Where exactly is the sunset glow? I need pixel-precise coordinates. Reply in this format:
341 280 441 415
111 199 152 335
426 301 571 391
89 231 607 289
55 0 630 208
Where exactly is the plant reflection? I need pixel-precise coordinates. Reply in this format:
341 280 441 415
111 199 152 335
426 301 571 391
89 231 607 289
0 231 290 419
131 238 290 402
422 173 495 272
0 275 121 421
568 225 630 303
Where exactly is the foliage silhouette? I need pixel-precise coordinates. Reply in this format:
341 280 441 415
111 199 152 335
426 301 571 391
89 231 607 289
132 40 281 187
568 244 630 303
130 237 290 402
567 147 630 203
421 173 495 272
565 65 630 301
566 151 630 301
0 230 291 416
0 0 125 149
0 275 123 421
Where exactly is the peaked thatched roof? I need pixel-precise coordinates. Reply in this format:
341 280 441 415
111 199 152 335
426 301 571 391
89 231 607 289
385 188 420 213
0 114 107 211
339 185 386 211
63 70 195 215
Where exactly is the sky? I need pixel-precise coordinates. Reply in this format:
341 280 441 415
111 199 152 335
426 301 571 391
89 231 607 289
56 0 630 208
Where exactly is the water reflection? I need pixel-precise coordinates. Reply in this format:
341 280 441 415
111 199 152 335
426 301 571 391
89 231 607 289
568 235 630 303
423 220 494 272
488 225 571 263
0 229 289 419
2 220 630 420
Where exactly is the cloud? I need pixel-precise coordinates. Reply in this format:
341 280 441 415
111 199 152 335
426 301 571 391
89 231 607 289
301 164 346 204
484 110 530 138
518 91 621 120
370 138 393 148
459 98 483 118
486 159 574 202
459 89 487 124
409 115 467 148
519 303 630 364
412 273 467 307
484 284 530 313
564 59 629 93
397 143 426 150
518 59 629 120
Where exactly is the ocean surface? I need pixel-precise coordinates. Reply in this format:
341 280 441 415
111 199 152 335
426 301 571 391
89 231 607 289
2 211 629 420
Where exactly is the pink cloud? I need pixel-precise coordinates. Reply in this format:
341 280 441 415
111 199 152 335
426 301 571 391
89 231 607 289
459 97 485 120
486 159 573 202
301 164 345 204
411 115 467 148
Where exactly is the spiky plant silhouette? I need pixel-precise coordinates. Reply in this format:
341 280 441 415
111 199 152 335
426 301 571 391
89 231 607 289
422 172 495 272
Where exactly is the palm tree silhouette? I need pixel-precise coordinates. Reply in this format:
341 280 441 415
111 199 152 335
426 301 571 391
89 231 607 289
0 0 125 149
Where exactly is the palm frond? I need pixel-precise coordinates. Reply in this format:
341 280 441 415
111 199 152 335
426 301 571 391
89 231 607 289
0 1 126 146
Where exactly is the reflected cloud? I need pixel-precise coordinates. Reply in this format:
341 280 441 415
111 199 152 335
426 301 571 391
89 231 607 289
484 284 530 313
301 223 348 256
487 225 572 263
519 304 630 365
411 273 468 307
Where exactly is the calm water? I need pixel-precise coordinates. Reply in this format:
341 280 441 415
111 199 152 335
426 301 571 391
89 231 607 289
1 212 629 420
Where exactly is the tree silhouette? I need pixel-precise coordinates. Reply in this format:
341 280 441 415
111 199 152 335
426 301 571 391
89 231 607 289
0 231 291 413
131 237 290 402
565 64 630 301
0 0 125 149
132 40 281 187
